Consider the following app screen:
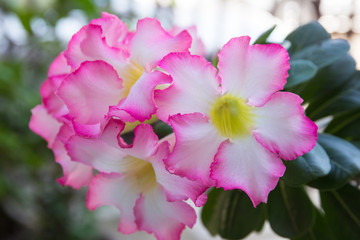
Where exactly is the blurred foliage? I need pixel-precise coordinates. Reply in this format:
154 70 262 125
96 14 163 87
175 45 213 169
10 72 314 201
202 22 360 240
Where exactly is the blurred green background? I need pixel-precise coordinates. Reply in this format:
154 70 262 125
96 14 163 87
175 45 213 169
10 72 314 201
0 0 359 239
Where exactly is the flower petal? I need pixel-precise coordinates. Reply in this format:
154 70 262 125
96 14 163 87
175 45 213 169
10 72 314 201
54 124 93 189
86 173 140 234
156 53 220 121
66 120 130 173
210 136 286 206
152 141 208 206
166 113 224 186
57 60 124 125
29 104 62 148
90 12 130 48
64 24 128 71
40 75 68 118
116 71 172 121
134 186 196 240
253 92 318 160
218 36 290 106
130 18 192 71
118 124 159 159
47 51 71 77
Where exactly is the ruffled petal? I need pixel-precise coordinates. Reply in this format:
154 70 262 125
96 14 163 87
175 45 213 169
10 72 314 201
210 136 286 206
152 142 208 206
253 92 318 160
130 18 192 72
134 186 196 240
65 120 129 173
156 53 220 121
40 75 68 118
29 104 62 148
57 60 124 125
169 26 206 56
116 71 172 121
86 173 140 234
218 36 290 106
118 124 159 159
90 12 130 48
166 113 224 186
54 124 93 189
47 51 71 77
64 24 128 71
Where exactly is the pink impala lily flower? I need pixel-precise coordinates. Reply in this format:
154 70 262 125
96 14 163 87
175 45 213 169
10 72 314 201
56 13 192 137
155 36 318 206
65 119 207 239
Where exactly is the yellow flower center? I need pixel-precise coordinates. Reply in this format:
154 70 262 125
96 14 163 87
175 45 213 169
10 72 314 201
210 94 254 139
120 62 144 97
123 156 157 193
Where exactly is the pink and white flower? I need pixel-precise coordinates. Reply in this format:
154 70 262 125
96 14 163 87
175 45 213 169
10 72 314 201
155 36 318 206
30 12 194 188
65 120 207 239
57 13 192 137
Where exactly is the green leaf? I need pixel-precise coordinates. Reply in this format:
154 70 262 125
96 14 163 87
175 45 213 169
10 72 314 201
320 184 360 240
253 25 276 44
308 134 360 190
305 71 359 120
293 209 336 240
286 21 330 55
299 54 356 104
267 181 315 238
325 108 360 142
201 188 266 239
152 120 173 139
291 39 350 69
285 59 318 88
282 143 331 187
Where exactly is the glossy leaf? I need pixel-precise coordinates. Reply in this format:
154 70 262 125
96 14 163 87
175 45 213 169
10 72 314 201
320 184 360 240
286 21 330 55
325 108 360 142
267 181 315 238
291 39 349 69
309 134 360 190
306 71 359 120
253 25 276 44
285 59 318 88
282 143 331 187
201 188 266 239
299 54 356 104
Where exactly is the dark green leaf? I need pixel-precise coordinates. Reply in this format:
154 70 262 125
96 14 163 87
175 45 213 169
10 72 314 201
267 181 315 238
291 39 349 69
152 120 173 139
293 209 336 240
253 25 276 44
285 59 318 88
282 143 331 187
299 54 356 104
306 71 359 120
320 184 360 240
286 21 330 55
201 188 266 239
309 134 360 190
325 109 360 142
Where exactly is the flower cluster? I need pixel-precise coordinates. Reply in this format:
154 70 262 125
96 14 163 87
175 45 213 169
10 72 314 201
29 13 317 240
